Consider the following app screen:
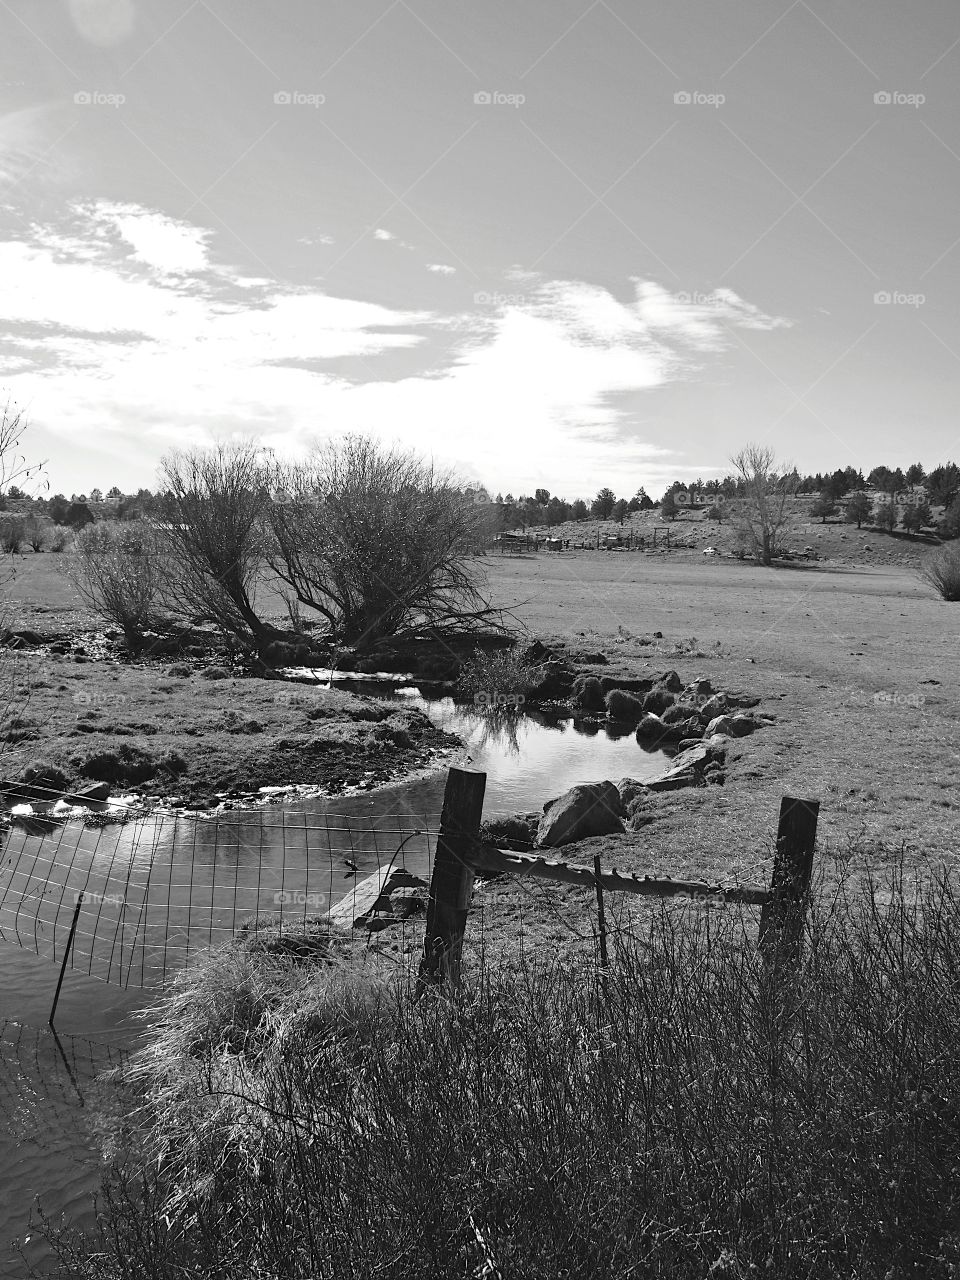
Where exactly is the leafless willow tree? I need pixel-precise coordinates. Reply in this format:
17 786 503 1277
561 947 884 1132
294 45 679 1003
729 443 798 565
159 442 271 649
267 436 502 649
63 521 163 653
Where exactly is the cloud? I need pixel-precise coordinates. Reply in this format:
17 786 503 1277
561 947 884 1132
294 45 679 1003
373 228 395 241
427 263 456 275
0 202 791 493
94 203 212 274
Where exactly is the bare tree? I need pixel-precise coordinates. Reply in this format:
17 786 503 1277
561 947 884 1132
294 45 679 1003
267 436 504 649
63 520 163 653
729 444 797 565
159 443 271 650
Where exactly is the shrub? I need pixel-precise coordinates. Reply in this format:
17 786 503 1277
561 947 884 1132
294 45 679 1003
48 525 68 553
78 744 158 784
0 513 25 553
167 663 192 677
18 760 69 795
457 646 538 705
919 543 960 601
604 688 643 723
199 665 230 680
43 869 960 1279
63 520 162 654
571 675 605 712
642 687 674 715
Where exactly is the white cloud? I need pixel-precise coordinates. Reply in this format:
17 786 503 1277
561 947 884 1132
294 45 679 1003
96 203 212 274
373 228 395 241
0 203 791 493
427 263 456 275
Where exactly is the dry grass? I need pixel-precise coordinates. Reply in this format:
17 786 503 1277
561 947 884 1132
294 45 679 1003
43 862 960 1279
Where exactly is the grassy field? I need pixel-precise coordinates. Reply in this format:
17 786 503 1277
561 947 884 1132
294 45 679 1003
456 549 960 965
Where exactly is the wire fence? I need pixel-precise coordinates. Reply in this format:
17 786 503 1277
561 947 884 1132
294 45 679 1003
0 805 442 990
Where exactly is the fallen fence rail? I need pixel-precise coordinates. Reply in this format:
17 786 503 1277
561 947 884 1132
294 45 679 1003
418 768 820 987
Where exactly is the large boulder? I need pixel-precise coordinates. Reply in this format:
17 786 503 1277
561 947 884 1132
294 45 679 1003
537 781 624 848
705 713 739 738
657 670 683 693
698 692 728 721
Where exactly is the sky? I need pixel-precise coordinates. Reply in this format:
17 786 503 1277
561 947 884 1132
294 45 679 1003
2 0 960 499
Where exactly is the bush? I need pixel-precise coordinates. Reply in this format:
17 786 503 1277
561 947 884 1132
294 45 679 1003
0 513 25 553
49 525 69 553
63 520 162 654
167 663 192 677
18 759 70 795
78 744 158 784
920 543 960 601
571 674 605 712
604 687 643 723
457 646 538 705
642 687 675 715
199 665 230 680
44 869 960 1279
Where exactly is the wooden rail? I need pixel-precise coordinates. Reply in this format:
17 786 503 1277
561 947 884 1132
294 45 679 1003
417 770 820 988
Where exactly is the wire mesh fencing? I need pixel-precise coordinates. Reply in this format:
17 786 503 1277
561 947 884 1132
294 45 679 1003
0 805 441 990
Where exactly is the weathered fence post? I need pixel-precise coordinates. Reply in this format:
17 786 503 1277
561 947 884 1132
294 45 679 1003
758 796 820 962
418 768 486 991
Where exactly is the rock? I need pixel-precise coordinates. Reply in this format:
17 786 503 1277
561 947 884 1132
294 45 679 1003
71 781 111 811
699 692 728 720
677 737 703 751
616 776 648 811
705 714 738 737
644 742 712 792
642 687 674 715
657 670 683 693
529 659 575 699
685 677 713 698
728 714 761 737
537 781 624 848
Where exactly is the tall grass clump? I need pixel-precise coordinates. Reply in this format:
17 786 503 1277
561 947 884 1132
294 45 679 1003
45 869 960 1279
457 644 540 707
920 542 960 601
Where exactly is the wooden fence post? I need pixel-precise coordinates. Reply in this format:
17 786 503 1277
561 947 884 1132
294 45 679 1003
758 796 820 963
418 768 486 990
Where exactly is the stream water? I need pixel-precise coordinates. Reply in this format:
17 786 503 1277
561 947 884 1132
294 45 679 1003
0 685 672 1273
